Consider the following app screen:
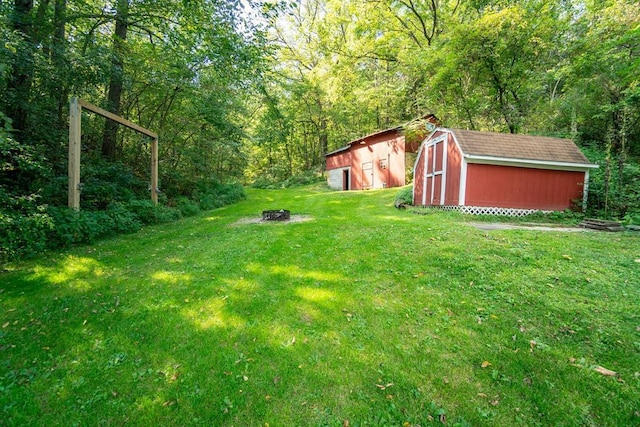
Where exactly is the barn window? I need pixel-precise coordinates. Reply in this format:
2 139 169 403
380 158 388 169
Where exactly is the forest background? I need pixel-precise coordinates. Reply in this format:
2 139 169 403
1 0 639 261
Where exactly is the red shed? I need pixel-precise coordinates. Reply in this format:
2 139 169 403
413 128 599 215
326 115 438 190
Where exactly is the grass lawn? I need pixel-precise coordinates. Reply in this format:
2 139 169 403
1 185 639 426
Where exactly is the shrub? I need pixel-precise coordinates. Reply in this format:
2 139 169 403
0 208 52 262
78 160 146 210
252 170 324 189
106 204 143 234
176 197 201 217
0 117 53 262
251 175 278 189
394 186 413 206
125 200 181 224
194 179 246 210
582 147 640 218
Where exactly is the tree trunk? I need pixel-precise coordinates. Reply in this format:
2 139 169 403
6 0 35 133
53 0 68 129
101 0 129 160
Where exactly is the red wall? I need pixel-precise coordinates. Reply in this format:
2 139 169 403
335 130 405 190
465 164 586 210
413 130 586 210
444 134 461 205
326 151 351 170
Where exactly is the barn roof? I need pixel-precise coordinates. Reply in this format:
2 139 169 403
326 114 439 157
451 129 594 166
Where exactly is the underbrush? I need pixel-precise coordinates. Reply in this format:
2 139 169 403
0 182 245 263
251 170 325 189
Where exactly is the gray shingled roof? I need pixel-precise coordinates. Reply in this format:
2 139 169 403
451 129 592 165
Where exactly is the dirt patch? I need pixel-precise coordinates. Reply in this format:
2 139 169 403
468 222 590 232
231 215 314 226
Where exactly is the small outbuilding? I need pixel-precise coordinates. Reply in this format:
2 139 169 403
326 115 438 191
412 128 599 215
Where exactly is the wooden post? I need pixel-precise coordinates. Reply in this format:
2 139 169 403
68 97 81 210
151 138 158 205
68 97 158 209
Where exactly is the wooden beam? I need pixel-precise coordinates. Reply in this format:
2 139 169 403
78 99 158 139
69 97 159 209
68 97 81 210
151 138 158 205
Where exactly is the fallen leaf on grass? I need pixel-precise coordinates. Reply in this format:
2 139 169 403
594 366 617 376
376 383 394 390
481 361 491 368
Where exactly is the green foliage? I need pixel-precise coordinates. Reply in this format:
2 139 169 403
45 206 139 248
175 197 201 217
251 170 324 189
0 116 53 262
125 200 182 225
194 179 246 210
79 161 147 210
0 200 52 262
394 185 413 206
582 146 640 218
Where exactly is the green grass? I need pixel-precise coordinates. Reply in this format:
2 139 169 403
1 185 639 426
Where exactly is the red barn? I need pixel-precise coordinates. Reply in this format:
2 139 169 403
413 128 598 215
326 115 438 190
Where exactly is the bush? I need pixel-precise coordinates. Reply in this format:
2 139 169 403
176 197 201 217
394 186 413 206
0 117 54 262
252 170 324 189
47 207 118 247
194 179 246 210
78 160 146 210
106 204 143 234
125 200 181 224
582 147 640 218
0 208 52 262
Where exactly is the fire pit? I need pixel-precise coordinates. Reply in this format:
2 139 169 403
262 209 290 221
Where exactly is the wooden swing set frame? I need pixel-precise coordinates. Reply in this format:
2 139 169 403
68 97 158 210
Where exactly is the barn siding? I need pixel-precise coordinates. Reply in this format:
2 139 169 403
326 151 351 170
327 129 410 191
349 132 405 190
444 135 462 205
465 164 586 210
413 146 426 204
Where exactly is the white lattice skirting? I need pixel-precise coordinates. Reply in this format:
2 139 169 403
417 205 552 217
